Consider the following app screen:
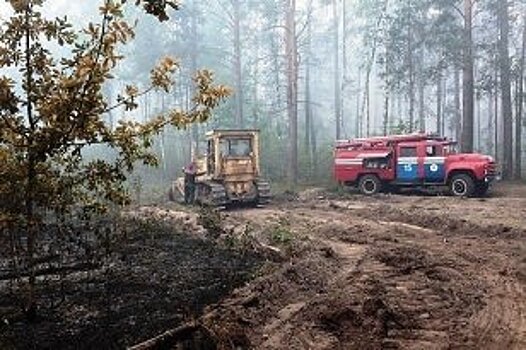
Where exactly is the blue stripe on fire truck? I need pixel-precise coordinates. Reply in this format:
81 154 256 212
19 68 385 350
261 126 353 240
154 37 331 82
424 157 445 182
397 157 418 182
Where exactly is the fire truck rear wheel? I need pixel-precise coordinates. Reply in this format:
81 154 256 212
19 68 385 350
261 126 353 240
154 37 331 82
450 174 475 197
358 175 382 196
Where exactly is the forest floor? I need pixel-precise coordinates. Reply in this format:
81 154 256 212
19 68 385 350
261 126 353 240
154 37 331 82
182 182 526 350
1 183 525 349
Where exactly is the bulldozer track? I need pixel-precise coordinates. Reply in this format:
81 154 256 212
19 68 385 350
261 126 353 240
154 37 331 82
196 181 228 207
255 179 271 205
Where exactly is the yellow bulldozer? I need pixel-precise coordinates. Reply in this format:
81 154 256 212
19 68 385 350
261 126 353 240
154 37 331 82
169 129 271 207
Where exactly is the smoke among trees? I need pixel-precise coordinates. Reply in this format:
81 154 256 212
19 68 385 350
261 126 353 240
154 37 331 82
81 0 526 186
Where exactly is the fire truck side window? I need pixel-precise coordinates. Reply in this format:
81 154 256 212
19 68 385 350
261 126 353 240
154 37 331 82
364 157 390 169
400 147 417 158
426 145 439 157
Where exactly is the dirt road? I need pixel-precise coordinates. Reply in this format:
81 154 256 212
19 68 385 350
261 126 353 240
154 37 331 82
199 186 526 349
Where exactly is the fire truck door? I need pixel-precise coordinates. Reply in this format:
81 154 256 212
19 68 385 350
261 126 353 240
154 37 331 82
396 145 419 183
423 145 446 183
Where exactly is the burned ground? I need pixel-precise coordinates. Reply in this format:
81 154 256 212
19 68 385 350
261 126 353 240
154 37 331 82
1 184 525 349
0 219 262 349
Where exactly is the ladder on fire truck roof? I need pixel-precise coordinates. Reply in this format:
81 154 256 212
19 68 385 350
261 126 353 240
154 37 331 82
335 133 447 148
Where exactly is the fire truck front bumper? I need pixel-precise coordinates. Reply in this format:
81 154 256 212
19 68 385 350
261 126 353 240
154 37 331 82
484 170 500 183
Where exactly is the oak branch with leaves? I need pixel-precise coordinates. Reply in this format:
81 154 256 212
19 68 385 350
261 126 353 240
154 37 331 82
0 0 230 314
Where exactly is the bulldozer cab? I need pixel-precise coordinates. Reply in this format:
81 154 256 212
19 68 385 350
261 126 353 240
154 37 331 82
197 129 260 182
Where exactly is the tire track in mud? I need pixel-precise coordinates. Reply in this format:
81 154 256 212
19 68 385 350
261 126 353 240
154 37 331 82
466 269 526 350
321 199 526 350
209 198 526 349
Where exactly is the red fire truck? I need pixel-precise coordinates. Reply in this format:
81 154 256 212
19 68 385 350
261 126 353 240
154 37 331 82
333 134 498 197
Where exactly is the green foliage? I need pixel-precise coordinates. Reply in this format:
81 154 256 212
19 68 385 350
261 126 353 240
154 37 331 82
268 217 293 245
270 225 292 245
0 0 230 312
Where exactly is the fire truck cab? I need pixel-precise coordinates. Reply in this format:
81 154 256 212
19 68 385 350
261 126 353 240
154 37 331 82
334 134 497 197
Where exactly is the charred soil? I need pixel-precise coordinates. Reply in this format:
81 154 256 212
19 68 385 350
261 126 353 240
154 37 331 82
0 219 263 350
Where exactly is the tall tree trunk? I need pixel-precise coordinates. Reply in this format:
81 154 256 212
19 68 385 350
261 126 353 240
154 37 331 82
515 15 525 179
397 93 402 128
253 38 260 127
355 69 361 137
363 66 372 136
271 26 282 126
305 63 312 174
383 47 390 136
285 0 298 184
232 0 244 127
307 0 317 177
190 0 199 154
407 24 415 132
462 0 474 153
487 93 494 154
494 63 499 162
305 6 313 175
311 106 318 178
418 46 425 132
437 72 442 135
454 68 462 141
476 95 481 151
333 0 341 139
342 0 348 137
418 73 425 132
498 0 513 179
361 1 388 136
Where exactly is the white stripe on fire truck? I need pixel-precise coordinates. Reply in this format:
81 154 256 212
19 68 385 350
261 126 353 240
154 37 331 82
335 159 363 165
397 157 418 164
424 157 445 164
357 153 390 158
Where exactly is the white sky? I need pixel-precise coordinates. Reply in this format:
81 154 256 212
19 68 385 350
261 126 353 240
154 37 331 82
0 1 98 26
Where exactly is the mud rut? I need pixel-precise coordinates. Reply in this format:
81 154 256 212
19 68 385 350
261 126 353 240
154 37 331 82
198 194 526 350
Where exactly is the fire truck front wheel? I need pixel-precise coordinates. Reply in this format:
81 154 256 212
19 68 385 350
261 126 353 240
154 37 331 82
358 175 382 195
449 174 475 197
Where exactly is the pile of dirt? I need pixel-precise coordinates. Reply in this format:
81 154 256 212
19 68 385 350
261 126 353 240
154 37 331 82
201 246 341 349
362 204 526 240
126 206 208 238
297 188 327 201
199 237 486 349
